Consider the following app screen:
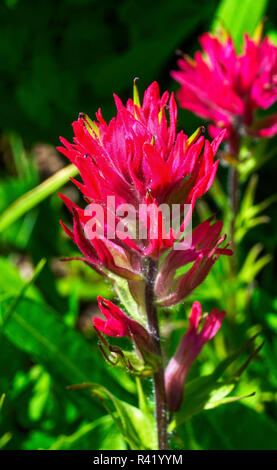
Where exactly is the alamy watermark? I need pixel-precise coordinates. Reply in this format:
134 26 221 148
83 197 192 250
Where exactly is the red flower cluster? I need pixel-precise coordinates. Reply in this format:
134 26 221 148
172 31 277 145
59 82 230 294
59 82 224 211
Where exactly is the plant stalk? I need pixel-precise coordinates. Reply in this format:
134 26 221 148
229 165 239 246
228 129 242 266
228 132 240 319
145 258 168 450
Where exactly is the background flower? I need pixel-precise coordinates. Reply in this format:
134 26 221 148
165 301 225 411
172 30 277 148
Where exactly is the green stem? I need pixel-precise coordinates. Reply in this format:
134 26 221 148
145 258 168 450
228 132 241 318
229 165 239 252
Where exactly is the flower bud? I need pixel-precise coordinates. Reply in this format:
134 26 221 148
94 297 155 354
165 301 225 411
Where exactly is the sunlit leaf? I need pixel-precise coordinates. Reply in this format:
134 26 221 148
0 164 78 233
0 296 132 421
49 415 127 450
190 402 277 449
212 0 268 50
68 382 157 450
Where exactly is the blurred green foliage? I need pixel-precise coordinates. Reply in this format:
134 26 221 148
0 0 217 143
0 0 277 450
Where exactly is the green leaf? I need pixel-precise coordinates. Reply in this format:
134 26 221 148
21 431 56 451
0 164 78 233
0 432 12 450
265 313 277 333
57 262 112 302
49 415 127 450
212 0 268 50
68 382 157 450
8 132 32 180
240 174 258 217
0 176 38 248
239 137 277 179
267 30 277 46
235 174 277 242
239 244 272 283
28 368 51 422
0 393 12 449
190 402 277 449
136 377 148 414
0 296 131 421
169 334 262 430
0 394 5 413
0 258 46 331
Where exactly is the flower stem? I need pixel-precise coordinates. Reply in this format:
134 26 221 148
229 165 239 246
228 133 240 319
145 258 168 450
228 129 242 269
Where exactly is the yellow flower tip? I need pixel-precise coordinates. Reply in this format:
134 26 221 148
158 106 164 124
253 19 265 45
133 77 141 108
83 113 100 138
185 126 205 149
184 53 196 67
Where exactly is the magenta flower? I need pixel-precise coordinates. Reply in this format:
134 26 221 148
155 218 232 307
172 31 277 151
59 203 143 280
165 301 225 411
58 81 226 264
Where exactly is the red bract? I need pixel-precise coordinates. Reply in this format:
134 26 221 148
172 31 277 144
94 297 154 353
165 301 225 411
155 218 232 307
59 198 143 280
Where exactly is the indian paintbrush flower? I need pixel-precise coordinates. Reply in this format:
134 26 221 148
58 81 228 275
165 301 225 411
172 29 277 156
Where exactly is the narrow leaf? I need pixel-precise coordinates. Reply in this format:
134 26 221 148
68 382 157 450
0 164 78 233
1 297 131 420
